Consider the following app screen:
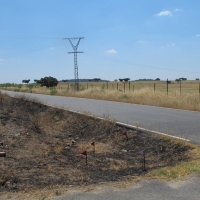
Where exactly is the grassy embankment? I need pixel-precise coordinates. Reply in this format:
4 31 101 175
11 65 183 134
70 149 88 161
145 138 200 181
0 91 200 199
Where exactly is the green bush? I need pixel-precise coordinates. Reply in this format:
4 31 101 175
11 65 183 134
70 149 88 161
50 87 58 95
120 94 130 99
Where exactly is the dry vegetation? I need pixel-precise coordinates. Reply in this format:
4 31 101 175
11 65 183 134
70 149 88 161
0 91 198 196
1 80 200 111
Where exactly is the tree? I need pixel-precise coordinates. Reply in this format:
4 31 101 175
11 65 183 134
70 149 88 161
61 79 68 82
22 79 30 84
124 78 130 82
196 78 199 80
175 78 181 83
119 79 124 82
36 76 58 88
155 78 160 81
179 77 187 81
93 78 101 82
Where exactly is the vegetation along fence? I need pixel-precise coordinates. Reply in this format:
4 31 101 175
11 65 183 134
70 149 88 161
57 80 200 95
0 80 200 95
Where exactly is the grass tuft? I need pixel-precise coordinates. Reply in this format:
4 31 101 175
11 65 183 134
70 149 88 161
145 144 200 181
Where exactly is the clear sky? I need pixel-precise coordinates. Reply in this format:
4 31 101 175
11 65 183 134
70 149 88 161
0 0 200 83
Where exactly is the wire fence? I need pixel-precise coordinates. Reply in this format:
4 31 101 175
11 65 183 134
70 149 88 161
57 81 200 95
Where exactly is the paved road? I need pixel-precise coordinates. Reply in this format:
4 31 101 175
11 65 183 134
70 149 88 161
53 175 200 200
1 90 200 143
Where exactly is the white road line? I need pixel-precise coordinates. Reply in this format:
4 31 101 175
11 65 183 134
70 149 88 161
50 104 190 142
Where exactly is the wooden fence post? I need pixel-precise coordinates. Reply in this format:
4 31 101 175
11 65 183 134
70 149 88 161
117 82 118 90
199 82 200 96
124 82 125 92
154 83 156 93
167 79 168 95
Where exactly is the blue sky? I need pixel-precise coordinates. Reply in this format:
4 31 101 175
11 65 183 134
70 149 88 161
0 0 200 83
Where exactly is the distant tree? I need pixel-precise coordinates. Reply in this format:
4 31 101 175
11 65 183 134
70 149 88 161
34 79 39 83
179 77 187 81
88 79 93 82
114 79 118 82
155 78 160 81
119 79 124 82
61 79 68 82
175 78 181 83
22 79 30 84
124 78 130 82
36 76 58 88
196 78 199 80
93 78 101 82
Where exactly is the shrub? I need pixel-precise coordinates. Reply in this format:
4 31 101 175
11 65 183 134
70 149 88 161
36 76 58 88
50 87 58 95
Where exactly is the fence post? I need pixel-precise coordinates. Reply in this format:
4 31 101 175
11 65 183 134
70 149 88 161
199 82 200 96
124 82 125 92
180 81 182 95
117 82 118 90
154 83 156 93
167 79 168 95
129 81 130 91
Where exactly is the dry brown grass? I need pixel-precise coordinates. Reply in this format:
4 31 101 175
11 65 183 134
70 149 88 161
56 87 200 111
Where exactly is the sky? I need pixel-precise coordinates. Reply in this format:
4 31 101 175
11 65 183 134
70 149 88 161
0 0 200 83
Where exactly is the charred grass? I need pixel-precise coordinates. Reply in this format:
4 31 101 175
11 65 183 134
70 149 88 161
0 92 197 193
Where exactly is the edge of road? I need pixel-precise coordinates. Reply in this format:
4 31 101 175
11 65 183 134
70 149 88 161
55 106 190 142
0 90 191 142
1 90 200 114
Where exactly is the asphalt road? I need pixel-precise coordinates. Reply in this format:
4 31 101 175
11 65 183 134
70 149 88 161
53 175 200 200
1 90 200 143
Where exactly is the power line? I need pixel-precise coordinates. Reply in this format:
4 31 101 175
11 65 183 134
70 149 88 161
0 37 61 40
61 40 199 74
82 52 200 74
0 40 62 59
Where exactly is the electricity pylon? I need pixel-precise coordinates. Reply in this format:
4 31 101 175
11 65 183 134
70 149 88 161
62 37 84 91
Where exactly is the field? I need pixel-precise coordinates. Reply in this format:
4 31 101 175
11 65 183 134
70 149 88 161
1 80 200 111
0 92 200 199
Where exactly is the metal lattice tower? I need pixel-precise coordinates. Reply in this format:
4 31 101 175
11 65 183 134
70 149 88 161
63 37 84 91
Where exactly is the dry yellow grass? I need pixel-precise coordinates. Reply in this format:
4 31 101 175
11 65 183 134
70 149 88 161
1 81 200 111
37 86 200 111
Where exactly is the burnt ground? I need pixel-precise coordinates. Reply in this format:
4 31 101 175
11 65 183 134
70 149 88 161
0 92 194 192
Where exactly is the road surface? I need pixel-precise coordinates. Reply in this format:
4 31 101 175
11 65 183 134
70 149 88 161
53 175 200 200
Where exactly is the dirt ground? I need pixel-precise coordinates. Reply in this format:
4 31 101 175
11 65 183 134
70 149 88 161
0 92 193 192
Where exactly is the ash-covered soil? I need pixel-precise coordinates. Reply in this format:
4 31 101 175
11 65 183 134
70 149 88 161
0 92 193 191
